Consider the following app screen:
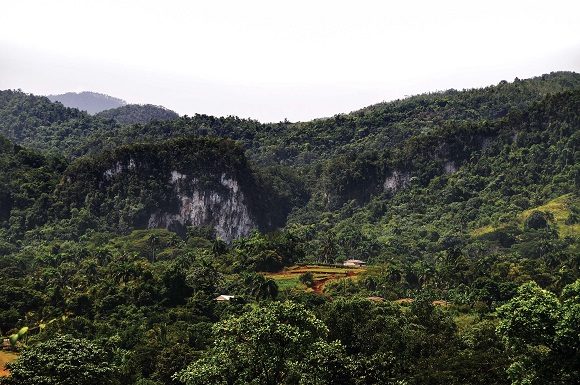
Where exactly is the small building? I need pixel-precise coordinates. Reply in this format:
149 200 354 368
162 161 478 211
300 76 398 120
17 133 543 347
214 295 235 301
343 259 366 267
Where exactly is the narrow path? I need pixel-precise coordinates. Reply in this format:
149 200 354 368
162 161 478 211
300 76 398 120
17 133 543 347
312 270 357 293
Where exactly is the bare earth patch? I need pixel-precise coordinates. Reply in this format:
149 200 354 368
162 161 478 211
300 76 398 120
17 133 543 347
265 265 364 293
0 351 18 377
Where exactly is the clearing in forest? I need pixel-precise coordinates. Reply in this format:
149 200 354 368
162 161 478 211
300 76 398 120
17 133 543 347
471 193 579 238
264 264 364 293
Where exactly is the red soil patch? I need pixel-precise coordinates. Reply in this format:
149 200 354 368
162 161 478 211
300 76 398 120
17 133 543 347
0 351 18 377
312 277 331 293
311 270 358 293
266 265 364 294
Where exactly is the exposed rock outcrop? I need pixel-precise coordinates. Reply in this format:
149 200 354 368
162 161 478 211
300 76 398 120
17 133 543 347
384 170 411 193
443 161 457 174
147 172 255 241
58 137 287 241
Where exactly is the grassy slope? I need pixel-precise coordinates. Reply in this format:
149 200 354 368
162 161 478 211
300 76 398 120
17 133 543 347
471 193 579 238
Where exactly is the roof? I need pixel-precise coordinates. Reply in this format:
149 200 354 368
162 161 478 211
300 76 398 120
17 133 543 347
344 259 366 264
215 295 235 301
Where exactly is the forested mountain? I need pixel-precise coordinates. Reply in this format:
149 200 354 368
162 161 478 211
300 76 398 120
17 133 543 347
0 135 65 248
3 72 579 159
0 90 87 143
95 104 179 125
0 90 119 156
46 91 126 114
0 72 578 385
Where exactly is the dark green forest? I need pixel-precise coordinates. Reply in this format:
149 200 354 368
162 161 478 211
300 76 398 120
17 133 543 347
95 104 179 125
0 72 578 385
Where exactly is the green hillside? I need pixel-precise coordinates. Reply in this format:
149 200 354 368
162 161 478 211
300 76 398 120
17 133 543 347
0 72 578 385
473 194 579 239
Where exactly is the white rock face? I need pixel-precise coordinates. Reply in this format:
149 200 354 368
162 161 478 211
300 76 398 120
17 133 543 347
147 171 256 242
170 171 186 183
103 161 124 179
444 161 457 174
103 159 136 178
384 170 410 193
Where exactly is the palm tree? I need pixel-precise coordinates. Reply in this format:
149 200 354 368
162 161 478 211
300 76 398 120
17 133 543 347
148 234 160 262
415 261 435 288
244 273 278 300
94 247 112 266
320 233 337 264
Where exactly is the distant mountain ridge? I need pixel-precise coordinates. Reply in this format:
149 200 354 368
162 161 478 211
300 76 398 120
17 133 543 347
2 72 579 159
47 91 126 114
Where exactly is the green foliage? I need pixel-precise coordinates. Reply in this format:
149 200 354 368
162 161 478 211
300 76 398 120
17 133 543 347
240 273 279 300
299 272 314 287
497 281 560 350
0 90 119 156
0 90 85 142
0 72 578 385
177 301 353 385
1 334 120 385
557 280 580 353
0 135 65 239
95 104 179 125
524 211 549 230
497 280 580 385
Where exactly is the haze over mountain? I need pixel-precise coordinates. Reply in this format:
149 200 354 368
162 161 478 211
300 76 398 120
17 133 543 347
46 91 126 114
3 1 578 122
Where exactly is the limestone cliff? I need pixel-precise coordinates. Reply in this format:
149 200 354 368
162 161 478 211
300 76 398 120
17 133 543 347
147 171 255 241
57 137 287 241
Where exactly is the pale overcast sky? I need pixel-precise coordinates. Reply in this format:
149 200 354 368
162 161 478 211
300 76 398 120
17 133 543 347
1 0 579 122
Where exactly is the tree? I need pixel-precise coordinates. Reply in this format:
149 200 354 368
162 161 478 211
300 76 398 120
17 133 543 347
299 272 314 288
153 344 195 385
496 281 580 385
176 301 353 385
321 298 406 383
242 273 278 301
148 234 160 262
2 335 120 385
524 211 549 230
185 254 220 295
496 281 559 352
554 280 580 382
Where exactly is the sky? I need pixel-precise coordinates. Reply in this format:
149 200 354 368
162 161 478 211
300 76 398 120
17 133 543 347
1 0 579 122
